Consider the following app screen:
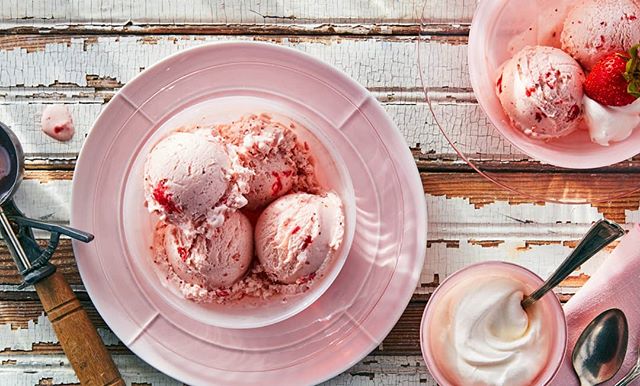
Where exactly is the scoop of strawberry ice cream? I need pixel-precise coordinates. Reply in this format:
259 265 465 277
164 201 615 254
41 105 75 142
144 130 248 234
154 211 253 299
496 46 585 139
561 0 640 71
255 192 344 284
216 114 317 210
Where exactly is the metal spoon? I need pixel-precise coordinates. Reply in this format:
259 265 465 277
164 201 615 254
521 220 624 309
573 309 628 386
615 346 640 386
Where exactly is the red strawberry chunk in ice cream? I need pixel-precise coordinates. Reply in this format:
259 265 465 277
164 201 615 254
301 235 313 250
177 246 188 262
271 172 283 196
152 179 182 214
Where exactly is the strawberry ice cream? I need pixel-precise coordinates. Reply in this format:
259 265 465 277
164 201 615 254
561 0 640 71
144 130 248 234
496 46 585 139
154 211 253 300
255 192 344 284
147 114 347 305
41 105 75 142
216 114 317 210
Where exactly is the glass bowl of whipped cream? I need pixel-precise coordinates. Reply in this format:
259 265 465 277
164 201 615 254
420 261 567 386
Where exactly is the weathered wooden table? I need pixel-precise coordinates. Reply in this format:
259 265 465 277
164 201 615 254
0 1 629 384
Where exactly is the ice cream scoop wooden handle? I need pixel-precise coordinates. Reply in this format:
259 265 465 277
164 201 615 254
34 271 125 386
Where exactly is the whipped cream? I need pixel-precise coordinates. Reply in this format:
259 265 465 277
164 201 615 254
584 95 640 146
431 275 550 386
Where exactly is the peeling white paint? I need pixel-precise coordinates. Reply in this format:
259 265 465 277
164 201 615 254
0 354 434 386
0 354 180 386
0 313 119 351
0 0 473 26
0 35 467 91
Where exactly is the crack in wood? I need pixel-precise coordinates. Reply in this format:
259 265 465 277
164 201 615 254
468 239 505 248
0 23 470 37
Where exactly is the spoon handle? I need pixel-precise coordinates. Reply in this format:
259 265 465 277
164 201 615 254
616 365 640 386
616 347 640 386
522 220 624 309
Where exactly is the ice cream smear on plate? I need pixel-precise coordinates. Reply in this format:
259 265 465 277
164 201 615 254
41 105 75 142
496 0 640 146
145 114 345 304
427 273 554 386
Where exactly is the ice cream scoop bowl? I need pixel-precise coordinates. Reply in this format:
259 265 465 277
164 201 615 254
121 96 356 329
468 0 640 169
0 121 125 385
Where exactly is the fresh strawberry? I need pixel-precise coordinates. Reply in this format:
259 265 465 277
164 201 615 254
584 44 640 106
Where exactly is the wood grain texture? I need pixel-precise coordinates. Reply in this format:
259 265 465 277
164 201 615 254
0 298 428 357
0 35 463 89
0 353 439 386
34 272 125 386
0 0 474 29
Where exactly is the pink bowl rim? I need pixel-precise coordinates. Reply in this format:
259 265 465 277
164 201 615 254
420 261 568 386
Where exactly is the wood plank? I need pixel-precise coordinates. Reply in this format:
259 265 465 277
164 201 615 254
0 171 626 298
0 0 474 28
0 354 181 386
0 171 616 364
0 35 466 89
1 23 460 37
0 298 427 356
0 241 78 286
0 353 436 385
9 97 640 171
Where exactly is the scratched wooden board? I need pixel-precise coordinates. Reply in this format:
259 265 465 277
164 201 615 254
0 0 473 29
0 0 635 385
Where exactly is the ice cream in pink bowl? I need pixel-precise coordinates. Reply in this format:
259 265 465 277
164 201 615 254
421 262 567 386
469 0 640 169
122 96 356 329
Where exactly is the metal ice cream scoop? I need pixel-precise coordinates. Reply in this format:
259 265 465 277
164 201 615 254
0 121 94 287
0 121 124 385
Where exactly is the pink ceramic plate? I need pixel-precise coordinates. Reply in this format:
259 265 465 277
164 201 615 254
71 42 426 385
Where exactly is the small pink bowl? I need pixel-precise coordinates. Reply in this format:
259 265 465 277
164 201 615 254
469 0 640 169
420 261 567 386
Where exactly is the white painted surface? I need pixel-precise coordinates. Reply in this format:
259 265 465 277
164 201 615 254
0 0 474 25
